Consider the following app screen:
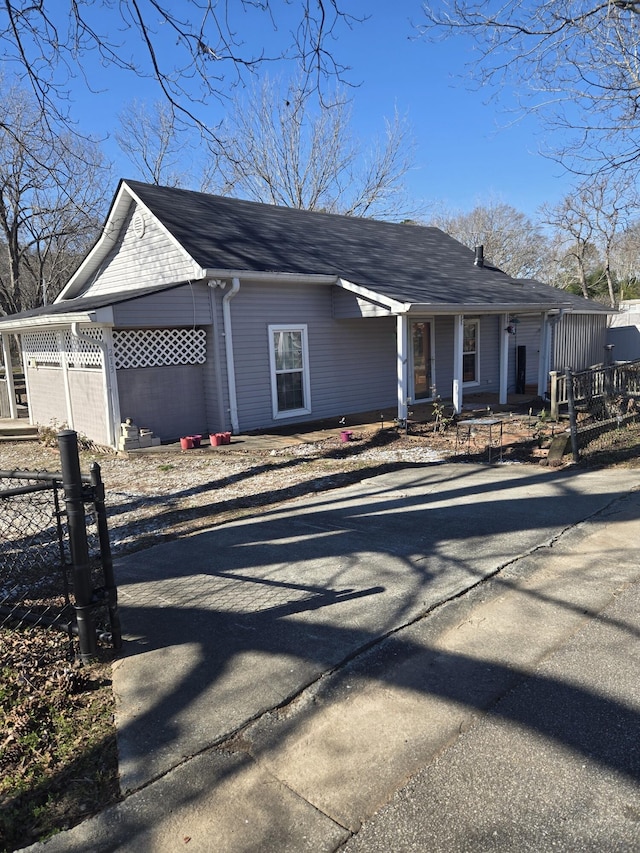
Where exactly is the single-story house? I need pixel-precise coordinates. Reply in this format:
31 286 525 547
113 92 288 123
0 179 612 448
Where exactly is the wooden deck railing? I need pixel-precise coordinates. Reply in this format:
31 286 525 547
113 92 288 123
550 359 640 420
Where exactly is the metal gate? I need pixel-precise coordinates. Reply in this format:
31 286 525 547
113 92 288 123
0 430 121 662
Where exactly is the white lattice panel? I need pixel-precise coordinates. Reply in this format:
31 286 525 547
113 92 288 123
63 328 104 367
114 328 207 369
22 331 62 365
22 328 104 368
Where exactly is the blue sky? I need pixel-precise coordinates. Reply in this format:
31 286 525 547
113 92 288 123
58 2 574 220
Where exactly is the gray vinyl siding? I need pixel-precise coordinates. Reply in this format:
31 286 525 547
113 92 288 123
82 203 198 298
432 316 454 398
477 315 501 391
111 282 213 327
507 315 543 390
26 367 68 429
431 315 503 400
229 281 397 432
332 288 393 318
554 313 608 371
117 364 207 441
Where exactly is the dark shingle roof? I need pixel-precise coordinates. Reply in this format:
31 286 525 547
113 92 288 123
0 283 184 324
126 180 602 311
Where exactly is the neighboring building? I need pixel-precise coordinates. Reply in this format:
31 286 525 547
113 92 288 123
607 300 640 361
0 180 612 448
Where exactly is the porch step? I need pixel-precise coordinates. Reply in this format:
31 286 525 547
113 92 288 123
0 422 39 441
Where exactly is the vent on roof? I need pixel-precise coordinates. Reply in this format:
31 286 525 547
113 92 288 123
474 245 484 268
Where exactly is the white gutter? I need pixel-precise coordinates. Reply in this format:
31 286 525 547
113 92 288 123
0 311 97 333
403 302 576 315
202 269 337 286
71 322 119 448
222 277 241 434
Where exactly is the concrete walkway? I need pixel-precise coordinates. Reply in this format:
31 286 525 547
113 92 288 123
25 463 640 852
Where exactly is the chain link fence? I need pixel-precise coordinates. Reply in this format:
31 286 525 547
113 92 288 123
0 431 121 661
558 361 640 461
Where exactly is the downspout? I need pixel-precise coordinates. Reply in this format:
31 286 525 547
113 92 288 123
71 323 119 448
222 277 240 434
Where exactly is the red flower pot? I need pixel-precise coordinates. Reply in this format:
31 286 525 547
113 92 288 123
210 433 223 447
180 436 194 450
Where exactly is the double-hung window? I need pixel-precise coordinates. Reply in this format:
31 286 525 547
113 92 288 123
268 325 311 418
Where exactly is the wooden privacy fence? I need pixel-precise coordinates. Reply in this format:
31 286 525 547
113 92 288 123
549 359 640 421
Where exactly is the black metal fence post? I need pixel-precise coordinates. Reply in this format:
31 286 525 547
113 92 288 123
58 430 97 662
565 367 580 463
90 461 122 651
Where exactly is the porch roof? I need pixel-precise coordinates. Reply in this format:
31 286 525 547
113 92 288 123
0 282 183 332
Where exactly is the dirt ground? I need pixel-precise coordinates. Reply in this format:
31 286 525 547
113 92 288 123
0 411 558 558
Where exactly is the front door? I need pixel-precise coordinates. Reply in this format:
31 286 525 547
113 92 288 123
411 320 433 400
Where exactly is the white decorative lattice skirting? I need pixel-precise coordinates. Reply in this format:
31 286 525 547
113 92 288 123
22 328 104 368
22 327 206 370
113 328 206 369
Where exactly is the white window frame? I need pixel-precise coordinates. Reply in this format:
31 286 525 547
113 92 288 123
463 318 480 387
268 324 312 419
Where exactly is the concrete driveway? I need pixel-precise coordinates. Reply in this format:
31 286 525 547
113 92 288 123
25 460 640 853
109 463 640 791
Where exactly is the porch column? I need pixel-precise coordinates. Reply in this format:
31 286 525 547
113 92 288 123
102 328 122 448
538 312 552 398
499 313 510 405
452 314 464 414
396 314 409 422
1 333 17 419
57 330 74 429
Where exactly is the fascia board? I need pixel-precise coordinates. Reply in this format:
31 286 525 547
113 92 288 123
58 180 205 303
404 301 576 315
56 183 133 301
336 278 409 313
0 311 98 332
202 269 339 285
124 181 210 278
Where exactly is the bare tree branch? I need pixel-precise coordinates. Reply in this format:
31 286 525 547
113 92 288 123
428 200 550 279
0 84 110 315
208 75 418 220
116 100 194 187
420 1 640 179
0 1 361 146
